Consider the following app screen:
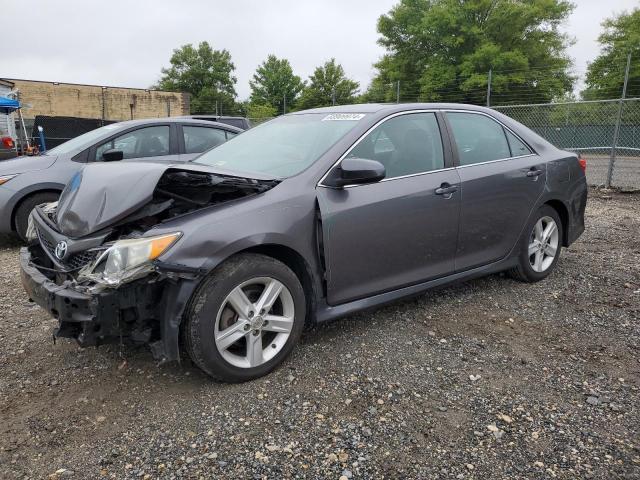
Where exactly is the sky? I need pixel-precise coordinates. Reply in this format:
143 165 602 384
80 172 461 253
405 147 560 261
2 0 637 100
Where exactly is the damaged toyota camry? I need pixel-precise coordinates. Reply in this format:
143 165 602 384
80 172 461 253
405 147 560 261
20 104 587 382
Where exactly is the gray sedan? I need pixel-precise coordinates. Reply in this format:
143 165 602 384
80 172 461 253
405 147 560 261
0 118 241 239
20 103 587 382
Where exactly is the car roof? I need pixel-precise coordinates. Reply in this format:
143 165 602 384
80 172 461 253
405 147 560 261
110 117 243 132
291 103 495 115
178 115 246 119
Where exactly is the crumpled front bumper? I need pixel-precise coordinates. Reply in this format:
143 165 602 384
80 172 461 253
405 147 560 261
20 246 175 354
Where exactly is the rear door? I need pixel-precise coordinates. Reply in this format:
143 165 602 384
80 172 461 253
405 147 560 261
444 111 546 271
178 125 236 162
317 111 461 305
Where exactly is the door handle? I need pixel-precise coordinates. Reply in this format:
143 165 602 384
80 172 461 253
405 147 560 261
526 169 543 177
435 183 458 196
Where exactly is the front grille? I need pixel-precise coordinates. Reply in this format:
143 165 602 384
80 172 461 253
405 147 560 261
37 226 56 256
66 250 101 270
36 225 104 271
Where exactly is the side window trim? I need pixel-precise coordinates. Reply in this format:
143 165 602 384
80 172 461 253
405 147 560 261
443 110 537 168
502 126 514 157
318 109 451 188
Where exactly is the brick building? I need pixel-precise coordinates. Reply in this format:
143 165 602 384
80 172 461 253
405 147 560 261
3 78 190 121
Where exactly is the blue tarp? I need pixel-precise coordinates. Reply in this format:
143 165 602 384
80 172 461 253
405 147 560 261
0 96 20 114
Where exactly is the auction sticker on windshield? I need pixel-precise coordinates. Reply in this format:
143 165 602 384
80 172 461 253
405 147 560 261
321 113 366 121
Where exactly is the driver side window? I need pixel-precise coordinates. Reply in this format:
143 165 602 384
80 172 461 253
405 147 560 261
95 125 170 161
347 113 445 179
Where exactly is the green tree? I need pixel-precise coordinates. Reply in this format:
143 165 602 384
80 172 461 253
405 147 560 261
296 59 359 110
367 0 575 105
582 8 640 100
246 103 278 119
250 55 304 114
155 41 239 114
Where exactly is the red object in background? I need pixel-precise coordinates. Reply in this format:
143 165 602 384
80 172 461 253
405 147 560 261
578 154 587 173
1 136 14 149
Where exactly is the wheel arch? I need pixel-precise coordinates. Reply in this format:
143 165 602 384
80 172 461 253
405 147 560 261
11 187 63 231
233 244 319 327
543 199 569 247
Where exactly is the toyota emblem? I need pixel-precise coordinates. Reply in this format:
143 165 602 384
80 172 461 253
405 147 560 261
54 241 68 260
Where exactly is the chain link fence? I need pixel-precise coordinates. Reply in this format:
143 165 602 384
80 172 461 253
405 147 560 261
8 88 639 189
493 98 640 189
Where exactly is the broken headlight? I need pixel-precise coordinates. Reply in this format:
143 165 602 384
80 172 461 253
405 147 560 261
92 232 182 286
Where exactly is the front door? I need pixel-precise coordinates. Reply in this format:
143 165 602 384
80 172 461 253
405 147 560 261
93 124 180 164
317 112 461 305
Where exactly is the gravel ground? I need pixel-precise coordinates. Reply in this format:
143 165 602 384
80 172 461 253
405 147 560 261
0 188 638 479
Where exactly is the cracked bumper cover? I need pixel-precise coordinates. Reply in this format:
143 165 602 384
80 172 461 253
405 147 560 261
19 247 200 362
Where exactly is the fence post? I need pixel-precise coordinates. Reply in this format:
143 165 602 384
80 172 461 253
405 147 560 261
486 69 492 107
606 53 631 188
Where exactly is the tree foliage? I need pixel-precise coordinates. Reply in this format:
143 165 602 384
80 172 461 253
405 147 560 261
246 103 278 119
155 41 239 114
366 0 575 105
296 59 359 110
582 8 640 100
250 55 304 114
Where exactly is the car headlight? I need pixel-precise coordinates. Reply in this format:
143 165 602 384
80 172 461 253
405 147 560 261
100 232 182 285
0 174 18 186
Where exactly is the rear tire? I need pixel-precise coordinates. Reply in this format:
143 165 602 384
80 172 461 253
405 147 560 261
509 205 563 283
183 253 306 382
14 192 59 241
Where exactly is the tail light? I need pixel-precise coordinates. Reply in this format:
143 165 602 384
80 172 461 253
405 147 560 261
1 137 14 149
578 154 586 173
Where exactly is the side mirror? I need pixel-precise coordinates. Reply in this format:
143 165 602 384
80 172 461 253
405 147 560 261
102 149 124 162
329 157 386 188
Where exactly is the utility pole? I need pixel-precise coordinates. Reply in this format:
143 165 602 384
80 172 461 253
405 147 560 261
486 69 492 107
606 53 631 188
215 100 218 116
283 93 287 114
331 86 336 106
396 80 400 103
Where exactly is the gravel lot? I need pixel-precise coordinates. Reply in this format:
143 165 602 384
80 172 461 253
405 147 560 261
0 188 638 479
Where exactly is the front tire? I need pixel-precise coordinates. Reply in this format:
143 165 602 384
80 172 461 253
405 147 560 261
183 253 306 382
14 192 60 241
510 205 563 283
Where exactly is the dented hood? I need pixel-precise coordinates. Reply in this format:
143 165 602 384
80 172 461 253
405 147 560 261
56 161 277 238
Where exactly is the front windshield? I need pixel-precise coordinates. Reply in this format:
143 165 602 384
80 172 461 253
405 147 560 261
45 123 125 155
194 113 366 177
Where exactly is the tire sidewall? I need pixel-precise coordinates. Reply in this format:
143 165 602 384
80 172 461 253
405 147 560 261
15 192 59 241
187 254 306 382
519 205 563 281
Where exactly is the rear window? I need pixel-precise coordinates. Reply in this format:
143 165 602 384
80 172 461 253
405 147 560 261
506 130 533 156
217 118 247 129
447 112 511 165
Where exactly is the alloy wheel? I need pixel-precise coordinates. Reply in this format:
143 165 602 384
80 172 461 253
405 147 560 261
528 216 559 273
214 277 295 369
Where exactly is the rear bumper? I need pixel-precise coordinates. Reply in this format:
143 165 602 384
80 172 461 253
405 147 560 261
0 149 18 161
566 178 588 246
